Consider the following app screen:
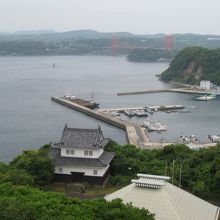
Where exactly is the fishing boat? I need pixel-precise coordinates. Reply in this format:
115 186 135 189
147 121 167 132
177 134 198 144
134 110 148 117
141 120 167 132
208 134 220 143
196 95 215 101
144 107 154 115
124 110 136 117
64 92 99 109
141 120 151 127
110 111 120 117
196 91 217 101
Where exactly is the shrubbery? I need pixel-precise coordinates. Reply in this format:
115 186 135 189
0 183 154 220
0 145 54 187
106 141 220 196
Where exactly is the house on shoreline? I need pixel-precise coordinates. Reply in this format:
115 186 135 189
50 124 114 186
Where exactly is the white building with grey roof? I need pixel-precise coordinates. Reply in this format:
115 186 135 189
105 174 220 220
50 124 114 185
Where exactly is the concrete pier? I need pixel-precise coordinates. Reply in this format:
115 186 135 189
117 88 220 96
51 97 150 148
99 105 184 113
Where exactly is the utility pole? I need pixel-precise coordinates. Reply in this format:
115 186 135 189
165 162 168 176
172 160 175 184
179 162 182 188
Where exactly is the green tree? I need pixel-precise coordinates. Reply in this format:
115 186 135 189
10 147 54 186
0 183 155 220
1 169 34 186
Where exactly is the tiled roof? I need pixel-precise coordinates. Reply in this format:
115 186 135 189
105 174 220 220
50 147 114 167
55 124 108 149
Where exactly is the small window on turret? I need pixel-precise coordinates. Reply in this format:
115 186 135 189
66 149 70 155
71 150 75 155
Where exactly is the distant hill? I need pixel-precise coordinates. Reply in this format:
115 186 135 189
0 30 138 41
160 47 220 85
1 30 220 57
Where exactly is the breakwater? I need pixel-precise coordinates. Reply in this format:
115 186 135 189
117 88 220 96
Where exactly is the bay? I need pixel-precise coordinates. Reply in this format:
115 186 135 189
0 56 219 162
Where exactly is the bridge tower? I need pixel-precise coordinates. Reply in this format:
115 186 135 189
112 36 119 56
166 35 173 50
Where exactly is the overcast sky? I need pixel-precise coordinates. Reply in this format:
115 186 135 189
0 0 219 34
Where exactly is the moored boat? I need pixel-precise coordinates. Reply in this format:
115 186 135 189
64 92 99 109
141 120 167 132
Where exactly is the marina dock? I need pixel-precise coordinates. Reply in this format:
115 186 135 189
117 88 220 96
99 105 184 113
51 96 217 150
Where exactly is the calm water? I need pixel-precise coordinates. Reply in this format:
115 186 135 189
0 56 219 162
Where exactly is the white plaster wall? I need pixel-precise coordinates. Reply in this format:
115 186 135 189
200 81 211 90
55 164 109 177
60 148 103 159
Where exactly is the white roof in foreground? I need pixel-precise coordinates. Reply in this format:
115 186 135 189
105 174 219 220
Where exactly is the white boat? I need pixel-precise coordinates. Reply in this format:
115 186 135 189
134 110 148 117
110 111 120 117
208 134 220 143
177 134 199 144
147 121 167 132
144 107 154 115
141 120 151 127
65 91 76 99
196 91 217 101
196 95 215 101
124 110 135 117
141 120 167 132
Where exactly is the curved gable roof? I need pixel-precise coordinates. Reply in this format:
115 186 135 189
58 124 108 149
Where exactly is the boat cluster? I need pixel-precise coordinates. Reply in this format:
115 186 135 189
124 109 148 117
177 135 199 144
110 108 153 118
141 120 167 132
208 134 220 143
177 134 220 144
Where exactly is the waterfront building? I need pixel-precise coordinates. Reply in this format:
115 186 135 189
200 80 213 90
105 174 220 220
50 124 114 185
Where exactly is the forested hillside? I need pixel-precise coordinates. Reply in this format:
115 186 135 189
161 47 220 85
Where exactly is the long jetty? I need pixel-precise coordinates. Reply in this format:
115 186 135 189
117 88 220 96
51 97 150 148
99 105 184 113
